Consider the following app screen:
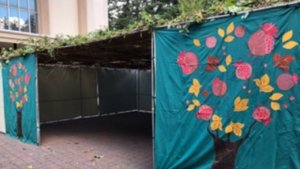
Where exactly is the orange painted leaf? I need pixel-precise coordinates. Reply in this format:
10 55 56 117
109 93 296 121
273 53 294 72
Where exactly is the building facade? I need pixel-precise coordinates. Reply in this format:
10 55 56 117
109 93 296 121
0 0 108 47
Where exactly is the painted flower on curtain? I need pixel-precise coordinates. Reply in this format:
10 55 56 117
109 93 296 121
276 73 298 91
252 106 272 125
197 105 213 120
212 78 227 96
234 26 245 38
180 22 299 169
248 23 278 56
234 62 252 80
9 62 30 138
177 51 198 75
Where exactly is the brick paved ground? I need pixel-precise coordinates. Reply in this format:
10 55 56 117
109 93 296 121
0 112 153 169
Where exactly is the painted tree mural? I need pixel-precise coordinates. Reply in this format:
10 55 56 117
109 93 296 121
9 62 30 138
177 22 298 169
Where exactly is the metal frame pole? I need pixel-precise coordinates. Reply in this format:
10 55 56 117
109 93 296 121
151 31 156 169
96 64 101 116
35 54 40 145
137 66 140 112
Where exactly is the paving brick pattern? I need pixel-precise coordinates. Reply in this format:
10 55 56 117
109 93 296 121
0 112 153 169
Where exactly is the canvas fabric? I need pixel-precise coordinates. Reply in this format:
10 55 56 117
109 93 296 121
2 54 38 144
155 6 300 169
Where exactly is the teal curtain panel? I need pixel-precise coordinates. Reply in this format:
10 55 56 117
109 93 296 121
2 54 38 144
155 6 300 169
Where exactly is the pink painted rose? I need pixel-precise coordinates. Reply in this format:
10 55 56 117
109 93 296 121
22 95 28 103
235 26 245 38
25 73 31 84
234 62 252 80
197 105 213 121
206 36 217 48
248 23 278 56
18 86 22 94
10 94 15 102
10 65 17 77
276 73 298 91
212 78 227 96
177 51 198 75
253 106 271 125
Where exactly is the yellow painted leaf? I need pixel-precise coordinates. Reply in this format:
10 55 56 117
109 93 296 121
187 104 195 111
253 79 262 87
188 79 201 97
282 30 293 43
24 87 27 93
193 39 201 47
16 102 20 108
218 65 227 72
234 122 245 129
189 86 199 97
271 102 280 111
211 115 223 131
233 127 242 137
211 121 223 131
234 97 249 112
225 55 232 66
193 79 200 86
192 99 201 106
239 100 248 110
211 121 218 131
261 74 270 85
212 115 222 121
283 41 298 49
218 28 225 37
16 101 23 109
254 74 274 93
227 122 244 137
260 85 274 93
226 22 235 34
224 35 235 42
234 97 241 105
269 93 283 101
225 124 233 133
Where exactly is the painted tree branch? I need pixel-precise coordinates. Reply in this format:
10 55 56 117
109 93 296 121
242 121 257 142
207 127 216 139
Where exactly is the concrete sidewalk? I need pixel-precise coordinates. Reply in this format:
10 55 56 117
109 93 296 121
0 112 153 169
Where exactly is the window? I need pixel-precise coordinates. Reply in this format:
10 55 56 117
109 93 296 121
0 0 37 33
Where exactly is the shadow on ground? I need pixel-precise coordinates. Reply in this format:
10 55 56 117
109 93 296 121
40 112 153 169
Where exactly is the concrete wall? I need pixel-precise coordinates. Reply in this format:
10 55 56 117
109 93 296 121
86 0 108 32
38 0 108 36
48 0 79 36
0 0 108 47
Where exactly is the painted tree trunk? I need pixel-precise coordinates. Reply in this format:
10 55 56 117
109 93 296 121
16 110 23 138
207 121 256 169
211 136 242 169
